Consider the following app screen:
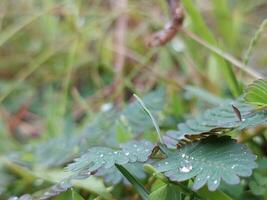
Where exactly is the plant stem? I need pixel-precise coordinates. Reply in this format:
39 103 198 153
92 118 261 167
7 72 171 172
115 164 149 200
183 29 263 79
133 94 164 143
243 19 267 66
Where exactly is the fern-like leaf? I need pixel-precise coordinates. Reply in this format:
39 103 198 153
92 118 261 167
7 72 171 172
245 79 267 107
8 194 32 200
164 99 267 148
67 140 154 179
22 89 165 168
39 180 72 200
155 136 257 191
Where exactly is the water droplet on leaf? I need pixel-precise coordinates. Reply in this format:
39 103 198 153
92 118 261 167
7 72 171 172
179 165 192 173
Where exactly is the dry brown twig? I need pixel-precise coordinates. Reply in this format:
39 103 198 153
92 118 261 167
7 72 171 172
147 0 184 47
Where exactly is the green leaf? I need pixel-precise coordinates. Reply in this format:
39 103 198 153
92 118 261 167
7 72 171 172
123 89 165 136
148 184 181 200
164 99 267 148
22 89 165 168
245 79 267 107
67 140 154 179
182 0 241 97
197 186 233 200
40 179 72 200
248 158 267 197
71 189 85 200
154 136 257 191
9 194 33 200
95 163 146 185
249 172 267 196
116 164 149 200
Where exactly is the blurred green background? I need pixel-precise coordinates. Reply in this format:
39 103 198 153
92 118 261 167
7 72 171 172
0 0 266 199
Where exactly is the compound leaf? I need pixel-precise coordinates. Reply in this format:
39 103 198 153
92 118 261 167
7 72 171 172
245 79 267 107
164 99 267 148
67 140 154 179
22 89 165 168
154 136 257 191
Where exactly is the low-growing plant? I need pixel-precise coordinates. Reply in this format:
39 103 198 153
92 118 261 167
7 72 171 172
1 0 267 200
9 79 267 200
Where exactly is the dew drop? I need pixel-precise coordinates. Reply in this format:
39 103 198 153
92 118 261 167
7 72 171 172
44 192 50 196
165 161 169 165
231 165 236 169
114 151 118 154
213 180 218 184
100 154 104 158
182 154 186 158
242 118 246 122
125 152 130 156
8 197 19 200
179 165 192 173
133 144 138 148
207 175 210 179
101 103 113 112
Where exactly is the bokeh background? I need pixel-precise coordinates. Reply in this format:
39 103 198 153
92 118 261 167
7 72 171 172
0 0 266 199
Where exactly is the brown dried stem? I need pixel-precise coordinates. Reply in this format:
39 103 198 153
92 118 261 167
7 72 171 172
147 0 184 47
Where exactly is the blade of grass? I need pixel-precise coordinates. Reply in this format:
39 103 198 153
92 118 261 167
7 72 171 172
71 188 85 200
243 19 267 66
133 94 163 143
115 164 149 200
212 0 237 49
60 36 80 117
182 0 241 97
0 44 68 103
0 14 43 47
0 2 66 48
198 186 233 200
184 29 263 79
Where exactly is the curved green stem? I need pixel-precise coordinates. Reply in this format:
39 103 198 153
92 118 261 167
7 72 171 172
133 94 163 144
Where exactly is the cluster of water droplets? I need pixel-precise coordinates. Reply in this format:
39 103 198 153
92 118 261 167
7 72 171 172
178 153 194 173
8 194 32 200
39 180 72 200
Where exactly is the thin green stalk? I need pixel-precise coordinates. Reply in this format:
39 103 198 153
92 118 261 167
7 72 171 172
0 46 66 103
61 38 79 116
0 13 43 47
0 3 67 47
115 164 149 200
243 19 267 66
133 94 163 143
184 29 263 79
144 164 203 199
182 0 241 97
